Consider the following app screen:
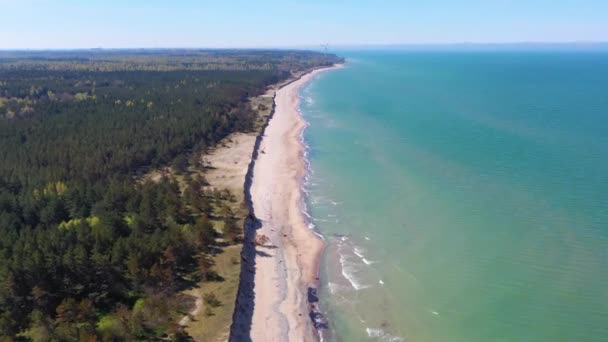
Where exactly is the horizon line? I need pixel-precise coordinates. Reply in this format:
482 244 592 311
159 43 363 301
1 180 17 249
1 41 608 52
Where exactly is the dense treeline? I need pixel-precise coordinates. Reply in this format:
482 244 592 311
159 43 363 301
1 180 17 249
0 50 343 340
0 49 341 72
0 69 280 184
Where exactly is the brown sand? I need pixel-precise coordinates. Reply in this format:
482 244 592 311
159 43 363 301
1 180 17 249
203 132 259 203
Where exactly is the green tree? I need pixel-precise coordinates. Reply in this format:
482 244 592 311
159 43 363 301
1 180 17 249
223 216 241 244
171 154 189 174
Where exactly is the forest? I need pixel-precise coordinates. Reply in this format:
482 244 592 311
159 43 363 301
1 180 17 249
0 50 343 340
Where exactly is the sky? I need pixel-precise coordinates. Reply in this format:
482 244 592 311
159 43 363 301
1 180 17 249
1 0 607 49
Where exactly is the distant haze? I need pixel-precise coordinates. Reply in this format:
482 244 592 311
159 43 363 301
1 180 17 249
1 0 607 49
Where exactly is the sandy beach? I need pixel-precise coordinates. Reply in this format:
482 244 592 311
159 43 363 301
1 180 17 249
239 65 341 341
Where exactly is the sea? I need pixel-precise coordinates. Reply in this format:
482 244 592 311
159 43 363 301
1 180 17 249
299 48 608 341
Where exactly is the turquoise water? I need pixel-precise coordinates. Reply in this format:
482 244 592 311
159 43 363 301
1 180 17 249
300 50 608 341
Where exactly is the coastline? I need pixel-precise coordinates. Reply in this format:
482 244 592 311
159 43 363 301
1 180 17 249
230 64 342 341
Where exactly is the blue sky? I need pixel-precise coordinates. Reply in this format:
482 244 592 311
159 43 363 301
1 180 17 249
1 0 607 49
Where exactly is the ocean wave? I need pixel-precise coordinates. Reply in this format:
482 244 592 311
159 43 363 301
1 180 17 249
308 195 344 208
297 92 326 244
340 254 370 290
362 258 376 265
366 328 403 341
299 94 314 106
310 195 327 204
354 246 377 265
353 247 365 258
337 241 370 290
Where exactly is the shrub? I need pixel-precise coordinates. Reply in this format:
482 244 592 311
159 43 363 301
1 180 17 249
203 293 221 308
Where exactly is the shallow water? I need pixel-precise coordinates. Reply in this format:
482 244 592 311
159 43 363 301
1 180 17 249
300 50 608 341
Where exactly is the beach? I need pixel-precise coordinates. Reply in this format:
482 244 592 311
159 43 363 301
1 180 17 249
241 65 341 341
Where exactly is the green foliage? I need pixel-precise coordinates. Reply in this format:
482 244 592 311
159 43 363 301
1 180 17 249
0 49 343 73
172 154 189 174
132 299 146 314
198 254 216 281
97 314 129 341
0 50 342 339
224 215 241 244
203 292 221 308
57 215 100 230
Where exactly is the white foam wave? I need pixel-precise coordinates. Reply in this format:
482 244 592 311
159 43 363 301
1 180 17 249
366 328 403 341
353 247 376 265
297 102 327 244
366 328 384 338
339 253 369 290
353 247 365 258
362 258 376 265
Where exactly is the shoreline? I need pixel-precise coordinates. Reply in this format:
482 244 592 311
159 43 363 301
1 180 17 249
230 64 343 341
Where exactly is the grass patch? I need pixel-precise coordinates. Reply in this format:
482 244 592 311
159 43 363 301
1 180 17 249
183 245 242 341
